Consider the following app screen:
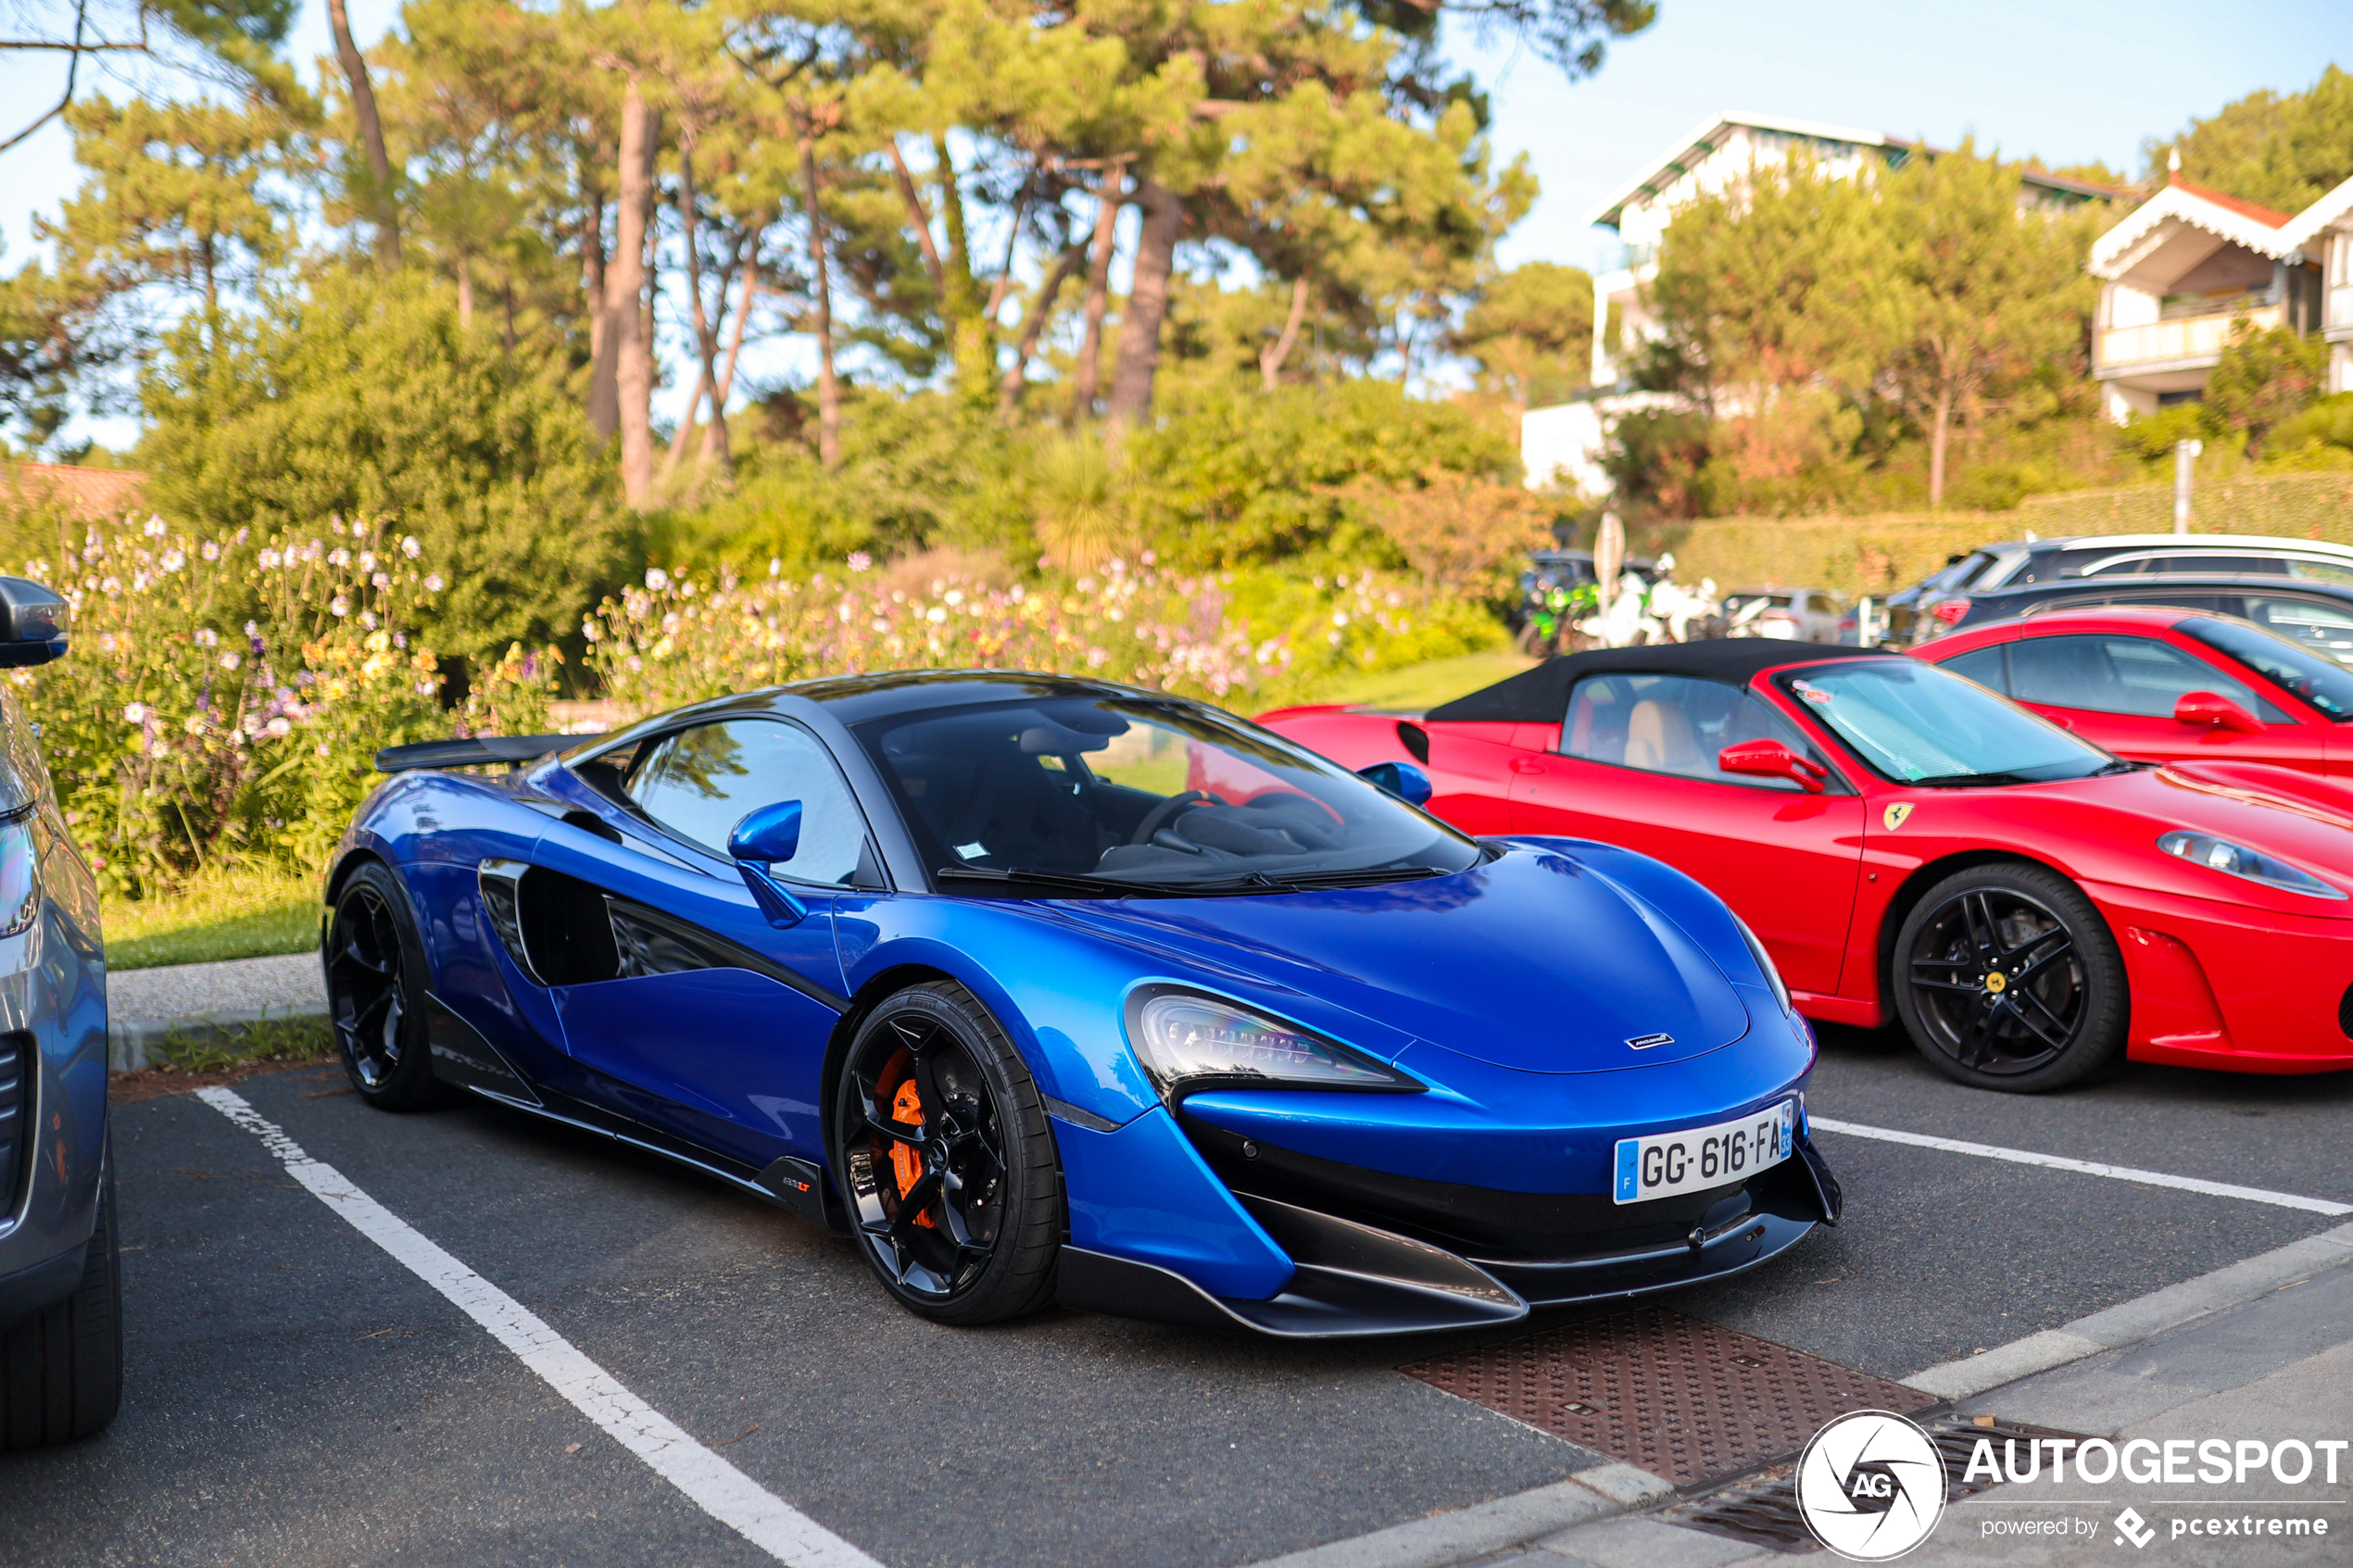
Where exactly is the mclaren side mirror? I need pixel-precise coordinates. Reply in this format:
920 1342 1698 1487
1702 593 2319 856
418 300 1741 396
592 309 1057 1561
1718 739 1829 795
728 799 808 927
0 576 69 668
2174 691 2264 736
1356 759 1433 807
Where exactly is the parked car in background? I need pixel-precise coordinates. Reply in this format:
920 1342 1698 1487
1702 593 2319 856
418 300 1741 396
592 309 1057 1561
1933 574 2353 668
0 577 117 1450
1724 589 1847 644
1887 534 2353 646
1261 640 2353 1092
1915 607 2353 778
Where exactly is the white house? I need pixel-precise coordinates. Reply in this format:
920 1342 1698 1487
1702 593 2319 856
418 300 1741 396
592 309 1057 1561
1525 112 2123 493
2086 169 2353 419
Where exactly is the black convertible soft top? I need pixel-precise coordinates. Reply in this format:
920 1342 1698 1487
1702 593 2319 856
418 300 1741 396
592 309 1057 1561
1423 639 1896 724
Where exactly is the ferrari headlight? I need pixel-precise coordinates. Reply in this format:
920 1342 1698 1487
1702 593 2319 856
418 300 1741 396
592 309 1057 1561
1730 910 1793 1014
2158 831 2346 900
1125 987 1416 1098
0 816 35 937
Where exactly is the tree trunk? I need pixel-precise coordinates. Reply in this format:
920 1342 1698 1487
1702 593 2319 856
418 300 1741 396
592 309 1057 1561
998 244 1086 418
583 194 612 431
704 225 761 461
664 154 739 480
884 139 946 298
502 275 516 355
608 82 661 508
1106 176 1181 439
1260 273 1310 390
801 138 840 469
200 233 217 319
983 170 1035 322
1928 386 1953 506
1072 169 1123 421
456 253 473 329
326 0 400 270
932 132 976 317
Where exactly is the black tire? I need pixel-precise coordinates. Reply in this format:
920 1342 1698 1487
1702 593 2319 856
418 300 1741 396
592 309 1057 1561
2 1153 124 1449
831 982 1062 1325
325 861 446 1111
1893 861 2127 1093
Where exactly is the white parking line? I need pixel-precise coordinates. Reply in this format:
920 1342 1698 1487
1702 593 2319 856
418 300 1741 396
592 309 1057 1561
1810 1116 2353 1216
196 1087 884 1568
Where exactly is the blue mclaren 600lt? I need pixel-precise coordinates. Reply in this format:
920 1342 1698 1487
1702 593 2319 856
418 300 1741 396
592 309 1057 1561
325 671 1841 1336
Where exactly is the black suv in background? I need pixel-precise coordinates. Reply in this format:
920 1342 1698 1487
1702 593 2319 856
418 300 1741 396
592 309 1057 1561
1886 533 2353 645
1939 572 2353 668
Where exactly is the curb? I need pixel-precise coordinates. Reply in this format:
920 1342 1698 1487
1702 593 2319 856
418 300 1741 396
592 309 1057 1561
1237 1220 2353 1568
107 1000 332 1072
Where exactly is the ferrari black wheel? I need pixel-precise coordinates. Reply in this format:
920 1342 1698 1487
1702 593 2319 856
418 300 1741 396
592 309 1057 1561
831 982 1062 1324
325 862 445 1110
1894 862 2126 1093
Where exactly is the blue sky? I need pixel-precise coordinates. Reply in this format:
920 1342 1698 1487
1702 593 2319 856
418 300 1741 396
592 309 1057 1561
2 0 2347 445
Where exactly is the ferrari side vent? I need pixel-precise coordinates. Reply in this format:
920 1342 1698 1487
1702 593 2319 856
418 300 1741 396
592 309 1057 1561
0 1030 28 1219
2338 983 2353 1042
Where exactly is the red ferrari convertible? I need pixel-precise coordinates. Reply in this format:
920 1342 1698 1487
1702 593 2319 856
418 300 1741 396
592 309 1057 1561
1914 606 2353 778
1258 641 2353 1091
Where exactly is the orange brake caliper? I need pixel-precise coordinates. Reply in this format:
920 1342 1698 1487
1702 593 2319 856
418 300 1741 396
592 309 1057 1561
889 1077 937 1228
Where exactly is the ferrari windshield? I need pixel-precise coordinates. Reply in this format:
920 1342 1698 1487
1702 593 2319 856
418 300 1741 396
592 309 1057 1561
2177 617 2353 721
853 695 1481 892
1780 660 2114 785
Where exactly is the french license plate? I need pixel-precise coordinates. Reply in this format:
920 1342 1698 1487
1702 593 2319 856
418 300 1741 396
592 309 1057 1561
1613 1101 1795 1204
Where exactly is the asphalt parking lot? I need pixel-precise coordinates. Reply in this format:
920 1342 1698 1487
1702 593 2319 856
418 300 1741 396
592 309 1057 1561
5 1024 2351 1568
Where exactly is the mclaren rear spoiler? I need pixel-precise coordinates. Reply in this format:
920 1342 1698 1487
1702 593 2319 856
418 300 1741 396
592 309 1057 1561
373 734 604 773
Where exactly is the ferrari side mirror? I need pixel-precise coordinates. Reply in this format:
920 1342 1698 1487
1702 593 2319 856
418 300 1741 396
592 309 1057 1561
2174 691 2264 735
0 576 69 668
728 800 808 927
1356 759 1433 807
1718 739 1829 795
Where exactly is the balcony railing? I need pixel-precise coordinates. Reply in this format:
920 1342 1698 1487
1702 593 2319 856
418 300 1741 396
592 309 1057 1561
2098 303 2282 371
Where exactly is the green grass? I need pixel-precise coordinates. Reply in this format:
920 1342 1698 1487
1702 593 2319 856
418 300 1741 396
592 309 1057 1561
1300 651 1538 714
106 867 321 972
148 1013 334 1073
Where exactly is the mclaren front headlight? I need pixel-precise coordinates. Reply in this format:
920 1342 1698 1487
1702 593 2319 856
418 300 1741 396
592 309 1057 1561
1730 910 1793 1014
1124 986 1417 1099
2158 831 2346 900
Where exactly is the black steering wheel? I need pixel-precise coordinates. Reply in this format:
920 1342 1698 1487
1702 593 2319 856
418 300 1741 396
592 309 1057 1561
1129 790 1209 846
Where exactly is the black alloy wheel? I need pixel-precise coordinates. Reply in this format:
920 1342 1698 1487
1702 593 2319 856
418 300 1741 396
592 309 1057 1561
325 862 446 1110
832 982 1062 1324
1894 861 2127 1093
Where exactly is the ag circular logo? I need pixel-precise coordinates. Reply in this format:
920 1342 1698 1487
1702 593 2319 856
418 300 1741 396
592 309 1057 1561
1794 1411 1946 1561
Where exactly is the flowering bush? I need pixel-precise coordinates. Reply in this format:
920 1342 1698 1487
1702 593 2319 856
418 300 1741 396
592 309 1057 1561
582 555 1504 722
14 515 555 896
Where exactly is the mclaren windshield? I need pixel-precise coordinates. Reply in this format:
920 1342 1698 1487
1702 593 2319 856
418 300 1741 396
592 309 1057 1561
1780 660 2120 786
853 695 1482 894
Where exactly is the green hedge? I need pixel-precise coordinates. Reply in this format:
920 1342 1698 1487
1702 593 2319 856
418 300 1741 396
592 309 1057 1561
1637 470 2353 598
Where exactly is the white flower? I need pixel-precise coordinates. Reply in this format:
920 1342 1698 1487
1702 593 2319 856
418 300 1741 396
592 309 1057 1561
371 572 390 589
142 517 167 537
161 549 185 571
329 547 351 567
96 633 116 652
195 628 218 646
359 610 377 631
848 551 874 571
358 552 376 571
645 568 671 591
259 549 281 569
400 535 422 558
265 717 291 738
123 703 146 723
581 621 600 643
926 606 947 623
422 573 445 592
769 558 782 577
330 595 350 617
220 653 241 671
316 741 331 758
99 577 120 596
200 540 220 561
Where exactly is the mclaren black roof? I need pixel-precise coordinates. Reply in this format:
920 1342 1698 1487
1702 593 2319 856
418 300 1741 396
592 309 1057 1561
1423 639 1897 724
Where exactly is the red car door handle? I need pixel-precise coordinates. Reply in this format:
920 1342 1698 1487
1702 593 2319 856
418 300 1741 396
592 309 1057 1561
1509 757 1545 775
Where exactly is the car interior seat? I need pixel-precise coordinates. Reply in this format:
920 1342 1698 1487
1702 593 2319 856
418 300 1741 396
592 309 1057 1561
1625 698 1703 773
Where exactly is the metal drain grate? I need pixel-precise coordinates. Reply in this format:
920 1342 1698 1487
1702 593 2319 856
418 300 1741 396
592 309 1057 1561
1398 1305 1933 1486
1666 1417 2094 1554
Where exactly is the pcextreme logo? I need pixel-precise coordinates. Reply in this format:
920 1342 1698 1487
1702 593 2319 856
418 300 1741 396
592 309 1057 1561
1796 1411 1946 1561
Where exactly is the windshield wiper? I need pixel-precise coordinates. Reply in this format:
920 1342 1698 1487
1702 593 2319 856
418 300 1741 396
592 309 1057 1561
934 865 1149 897
1239 864 1451 890
1905 771 2042 787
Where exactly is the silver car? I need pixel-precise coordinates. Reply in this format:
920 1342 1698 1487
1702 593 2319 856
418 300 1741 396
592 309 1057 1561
0 576 116 1449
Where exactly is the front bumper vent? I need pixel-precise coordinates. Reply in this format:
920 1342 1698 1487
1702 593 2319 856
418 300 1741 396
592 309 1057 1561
0 1031 26 1218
